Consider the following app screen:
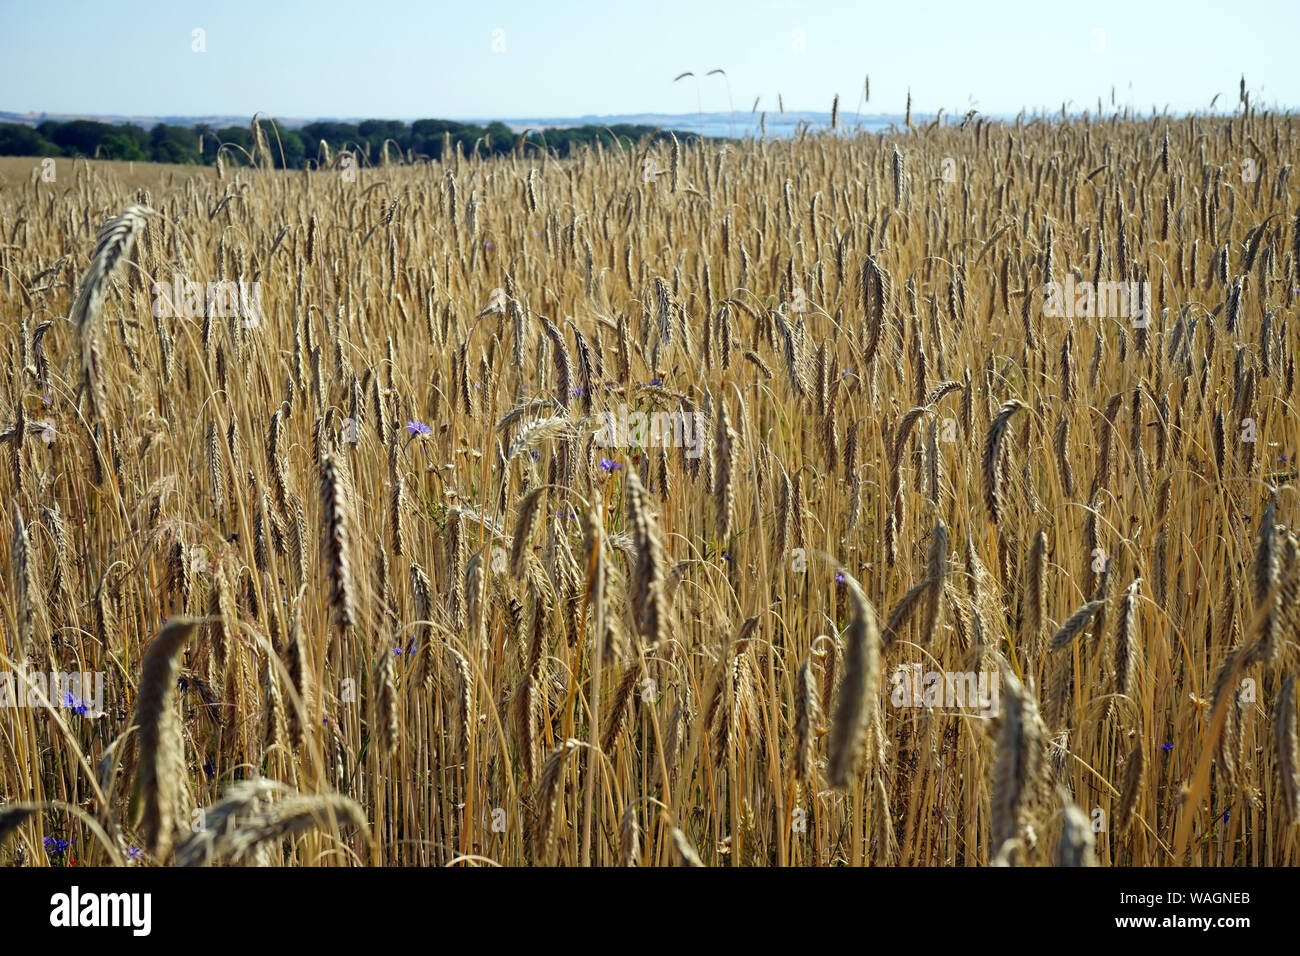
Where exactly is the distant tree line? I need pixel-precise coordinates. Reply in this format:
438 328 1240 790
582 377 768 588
0 117 695 168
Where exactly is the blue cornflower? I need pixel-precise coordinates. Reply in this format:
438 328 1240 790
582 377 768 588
406 420 432 437
41 395 53 405
127 846 143 861
721 550 732 563
203 761 216 778
61 690 90 716
529 450 541 460
1161 742 1173 752
44 837 69 855
572 386 584 397
598 458 622 473
835 572 846 583
648 378 663 387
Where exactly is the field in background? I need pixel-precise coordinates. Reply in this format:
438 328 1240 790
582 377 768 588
0 155 205 194
1 111 1298 867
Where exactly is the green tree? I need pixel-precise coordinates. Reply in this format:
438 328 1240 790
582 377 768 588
484 121 514 155
0 123 59 156
301 121 361 164
270 128 306 169
98 132 146 161
44 119 115 157
358 119 408 160
149 123 200 164
212 126 254 166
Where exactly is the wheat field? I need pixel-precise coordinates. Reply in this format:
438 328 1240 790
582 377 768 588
1 108 1298 867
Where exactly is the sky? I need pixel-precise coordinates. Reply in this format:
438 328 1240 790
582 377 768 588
1 0 1296 121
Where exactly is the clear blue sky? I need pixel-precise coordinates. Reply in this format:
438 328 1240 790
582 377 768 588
1 0 1295 120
